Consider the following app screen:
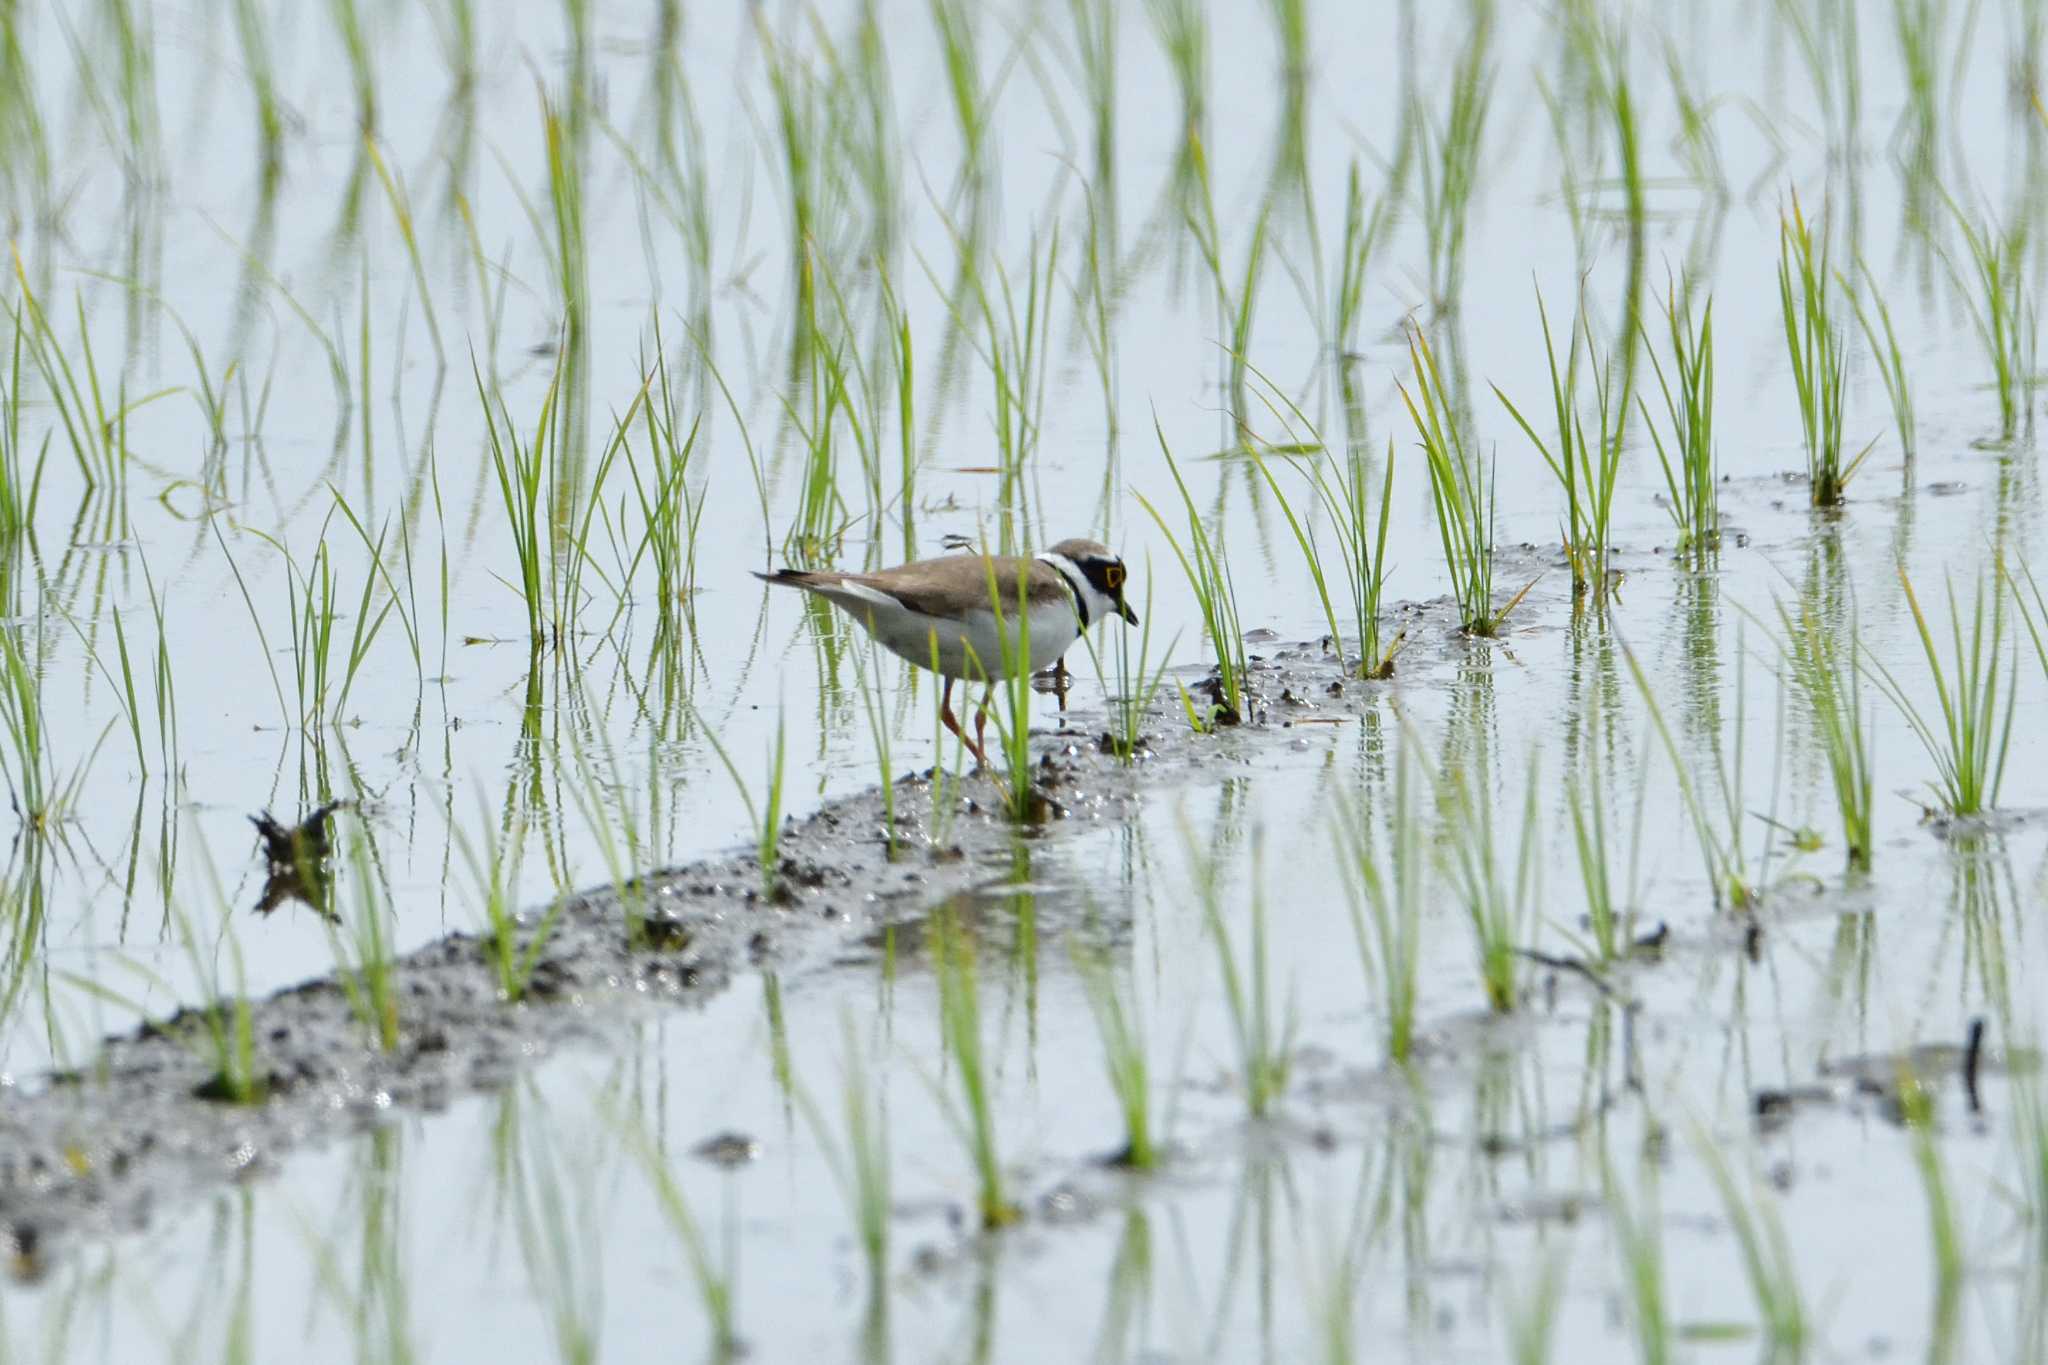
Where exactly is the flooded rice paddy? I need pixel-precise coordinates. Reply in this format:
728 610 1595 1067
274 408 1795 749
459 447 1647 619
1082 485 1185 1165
4 0 2048 1359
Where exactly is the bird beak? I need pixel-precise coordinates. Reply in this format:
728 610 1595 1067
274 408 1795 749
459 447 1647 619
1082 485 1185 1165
1119 599 1139 626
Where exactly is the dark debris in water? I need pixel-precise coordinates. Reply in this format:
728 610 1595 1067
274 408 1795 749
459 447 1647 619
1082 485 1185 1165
691 1132 763 1168
251 801 346 918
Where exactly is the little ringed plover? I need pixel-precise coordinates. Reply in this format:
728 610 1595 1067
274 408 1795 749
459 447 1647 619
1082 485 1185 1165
755 538 1138 765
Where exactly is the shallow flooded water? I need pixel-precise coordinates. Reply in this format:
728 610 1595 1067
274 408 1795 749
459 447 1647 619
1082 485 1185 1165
5 0 2048 1360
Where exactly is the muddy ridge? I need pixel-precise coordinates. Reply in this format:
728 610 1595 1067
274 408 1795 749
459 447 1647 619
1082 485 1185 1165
0 568 1545 1277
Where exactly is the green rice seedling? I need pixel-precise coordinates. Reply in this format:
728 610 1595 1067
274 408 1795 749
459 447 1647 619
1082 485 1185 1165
67 861 265 1103
0 617 94 833
1604 1154 1670 1365
1777 597 1875 869
1401 322 1531 636
1638 278 1719 552
1136 423 1247 727
1188 826 1293 1117
1495 286 1624 597
452 794 564 1003
1432 751 1537 1014
1080 564 1175 763
1073 943 1155 1168
10 262 124 495
473 353 649 649
1866 566 2014 818
258 519 398 730
795 1016 891 1288
328 817 400 1052
696 705 788 895
0 317 44 538
1845 260 1916 460
1690 1125 1806 1357
1417 2 1493 310
1331 751 1422 1065
1948 197 2035 445
1778 197 1873 505
930 906 1016 1227
1245 364 1398 675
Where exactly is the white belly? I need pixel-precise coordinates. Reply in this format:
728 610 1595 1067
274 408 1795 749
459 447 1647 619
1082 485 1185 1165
862 599 1082 680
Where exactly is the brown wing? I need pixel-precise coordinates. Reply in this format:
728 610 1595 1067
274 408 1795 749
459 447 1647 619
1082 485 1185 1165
846 554 1069 617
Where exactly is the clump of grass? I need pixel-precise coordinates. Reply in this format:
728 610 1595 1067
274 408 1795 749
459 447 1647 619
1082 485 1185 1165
1401 323 1531 636
0 619 90 834
1332 751 1422 1065
67 832 266 1103
1137 423 1246 727
1778 197 1873 506
1866 565 2014 818
1949 197 2036 446
10 260 125 496
1638 278 1719 552
931 907 1016 1228
1082 566 1175 763
0 317 45 539
1189 827 1293 1116
1495 286 1624 598
1690 1125 1806 1357
453 795 564 1003
1777 598 1875 869
1248 370 1399 676
1433 752 1537 1014
1073 944 1156 1168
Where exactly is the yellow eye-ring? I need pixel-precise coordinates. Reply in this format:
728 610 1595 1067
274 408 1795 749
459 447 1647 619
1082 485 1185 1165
1104 564 1125 590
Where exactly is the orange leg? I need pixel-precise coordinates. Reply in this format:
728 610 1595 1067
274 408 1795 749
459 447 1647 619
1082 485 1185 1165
939 677 965 751
971 684 998 768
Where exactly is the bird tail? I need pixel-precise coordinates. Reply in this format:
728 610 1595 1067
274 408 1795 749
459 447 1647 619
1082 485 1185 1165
754 568 837 590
